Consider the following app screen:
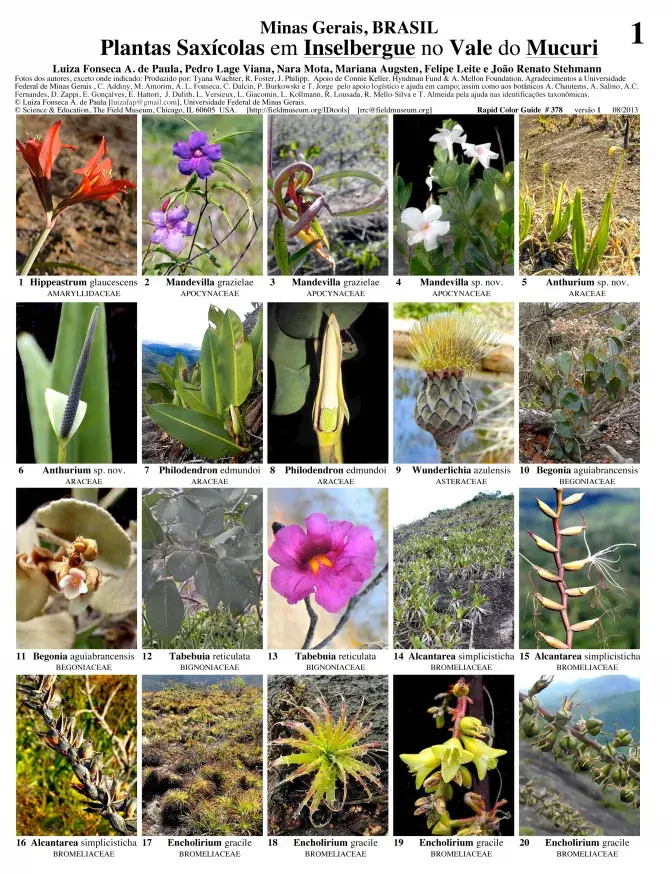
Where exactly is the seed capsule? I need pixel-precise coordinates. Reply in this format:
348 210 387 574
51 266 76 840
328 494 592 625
566 586 595 597
561 492 584 505
539 632 569 649
559 526 585 536
536 498 558 519
569 618 600 632
529 532 558 553
534 593 565 611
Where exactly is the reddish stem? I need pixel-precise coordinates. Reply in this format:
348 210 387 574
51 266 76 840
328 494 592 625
552 488 573 648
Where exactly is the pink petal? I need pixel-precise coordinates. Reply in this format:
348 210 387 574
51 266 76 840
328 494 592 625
270 565 315 605
268 524 309 569
335 526 377 581
305 513 333 554
328 520 354 552
313 566 363 613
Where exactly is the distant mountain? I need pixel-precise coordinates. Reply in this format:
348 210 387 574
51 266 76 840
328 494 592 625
142 675 262 691
536 675 640 739
142 342 200 374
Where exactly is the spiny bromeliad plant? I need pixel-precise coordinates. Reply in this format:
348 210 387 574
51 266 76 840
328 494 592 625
18 304 113 463
142 488 262 649
519 780 603 836
269 302 367 463
145 305 262 461
17 494 136 649
520 489 636 650
268 118 387 275
143 117 258 276
18 675 137 835
533 311 634 461
408 310 502 462
17 120 135 276
519 675 640 812
270 692 385 827
399 679 508 835
395 119 514 276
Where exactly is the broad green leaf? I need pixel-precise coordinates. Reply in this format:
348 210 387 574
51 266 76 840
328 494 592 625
194 560 225 612
199 508 225 537
608 336 623 356
142 498 164 545
219 309 253 406
606 377 622 401
571 189 586 272
171 523 197 545
555 352 571 377
243 497 262 534
613 313 627 331
158 362 176 389
250 308 263 366
145 404 245 460
323 303 367 329
173 352 187 381
556 423 575 438
147 381 173 402
583 353 599 372
17 332 54 463
200 328 226 415
91 557 137 614
551 409 567 423
174 379 210 414
177 495 205 529
166 548 198 581
272 363 311 415
275 303 323 339
268 317 307 368
145 578 184 642
218 557 259 614
273 217 291 275
51 303 111 463
142 558 155 596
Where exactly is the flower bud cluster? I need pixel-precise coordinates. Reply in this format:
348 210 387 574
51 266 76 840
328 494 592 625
520 780 603 836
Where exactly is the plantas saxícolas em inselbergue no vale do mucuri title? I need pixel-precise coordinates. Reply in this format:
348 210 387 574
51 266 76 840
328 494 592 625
142 488 262 649
142 115 262 275
393 115 514 276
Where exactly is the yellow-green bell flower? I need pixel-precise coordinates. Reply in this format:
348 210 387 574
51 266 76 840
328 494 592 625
458 716 489 739
430 738 474 783
457 765 472 788
400 746 441 790
431 815 454 836
462 737 507 780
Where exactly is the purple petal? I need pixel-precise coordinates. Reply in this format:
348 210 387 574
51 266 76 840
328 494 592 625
270 565 315 605
329 520 354 552
173 141 193 159
201 143 221 161
335 526 377 581
164 231 185 254
268 524 309 569
305 513 333 554
150 228 169 246
195 157 214 178
175 220 196 237
148 210 166 229
177 157 198 176
313 567 362 613
166 204 189 226
187 130 209 150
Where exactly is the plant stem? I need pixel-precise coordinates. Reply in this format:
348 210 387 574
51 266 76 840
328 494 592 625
302 597 319 649
179 178 208 275
58 441 67 463
552 488 573 648
20 224 53 276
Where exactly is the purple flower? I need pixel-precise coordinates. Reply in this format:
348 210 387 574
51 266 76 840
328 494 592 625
172 131 221 178
268 512 377 613
149 204 196 254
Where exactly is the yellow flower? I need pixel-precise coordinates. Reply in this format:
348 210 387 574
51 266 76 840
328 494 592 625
432 815 453 836
461 737 507 780
458 716 489 739
400 746 441 790
430 738 473 783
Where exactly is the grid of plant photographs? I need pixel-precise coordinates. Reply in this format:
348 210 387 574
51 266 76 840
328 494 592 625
14 111 641 842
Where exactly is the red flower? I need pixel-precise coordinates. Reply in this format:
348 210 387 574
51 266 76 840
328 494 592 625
55 137 135 213
16 120 75 213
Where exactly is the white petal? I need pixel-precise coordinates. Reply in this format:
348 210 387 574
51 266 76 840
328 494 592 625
423 204 443 223
424 229 439 251
453 124 465 138
407 230 425 246
425 176 433 191
45 388 87 445
432 220 451 238
462 143 476 158
400 207 423 230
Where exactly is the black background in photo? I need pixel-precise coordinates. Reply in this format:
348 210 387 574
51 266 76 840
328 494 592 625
393 674 514 836
394 115 515 212
16 303 137 463
16 488 137 530
269 304 389 463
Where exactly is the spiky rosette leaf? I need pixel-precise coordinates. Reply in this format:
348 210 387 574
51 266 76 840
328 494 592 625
407 311 501 377
271 694 384 826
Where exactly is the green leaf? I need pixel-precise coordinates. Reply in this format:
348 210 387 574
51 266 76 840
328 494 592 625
158 362 176 389
571 189 586 272
211 130 256 144
272 363 311 415
323 303 367 329
275 303 323 339
173 379 210 414
559 390 582 412
145 578 184 642
552 409 567 423
556 423 575 438
142 498 164 545
171 523 197 545
250 309 263 366
217 158 252 185
218 557 259 614
147 381 173 403
606 377 622 401
194 560 225 612
608 336 623 356
145 404 246 460
583 353 599 373
166 549 198 582
177 495 205 529
613 313 627 331
51 303 111 463
268 313 307 367
219 309 253 407
243 497 262 534
288 239 319 271
210 180 253 231
173 353 187 381
555 351 571 377
200 328 225 415
17 332 54 463
199 508 225 537
273 217 291 275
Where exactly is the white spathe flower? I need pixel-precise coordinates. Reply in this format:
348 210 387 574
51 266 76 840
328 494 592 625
400 205 451 252
58 568 88 601
429 125 467 153
462 142 499 169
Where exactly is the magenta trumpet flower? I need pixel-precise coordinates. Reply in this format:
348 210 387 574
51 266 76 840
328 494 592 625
269 512 377 613
172 131 221 178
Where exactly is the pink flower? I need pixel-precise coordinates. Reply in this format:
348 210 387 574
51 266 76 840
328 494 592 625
269 512 377 613
58 568 88 601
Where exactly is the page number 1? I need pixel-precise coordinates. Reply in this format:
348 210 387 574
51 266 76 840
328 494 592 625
632 22 642 44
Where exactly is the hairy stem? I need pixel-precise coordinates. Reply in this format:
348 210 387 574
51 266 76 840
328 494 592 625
20 224 53 276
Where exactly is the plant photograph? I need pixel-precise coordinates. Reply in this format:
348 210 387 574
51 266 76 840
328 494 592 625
519 303 640 463
267 488 388 650
142 487 262 649
17 303 137 464
142 115 262 276
142 676 263 836
393 115 514 276
16 674 137 836
393 489 514 650
395 675 513 836
519 488 639 650
394 302 514 464
519 115 639 276
519 672 639 836
142 303 263 464
268 115 388 276
268 302 387 463
268 675 388 835
16 115 136 276
17 488 137 650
